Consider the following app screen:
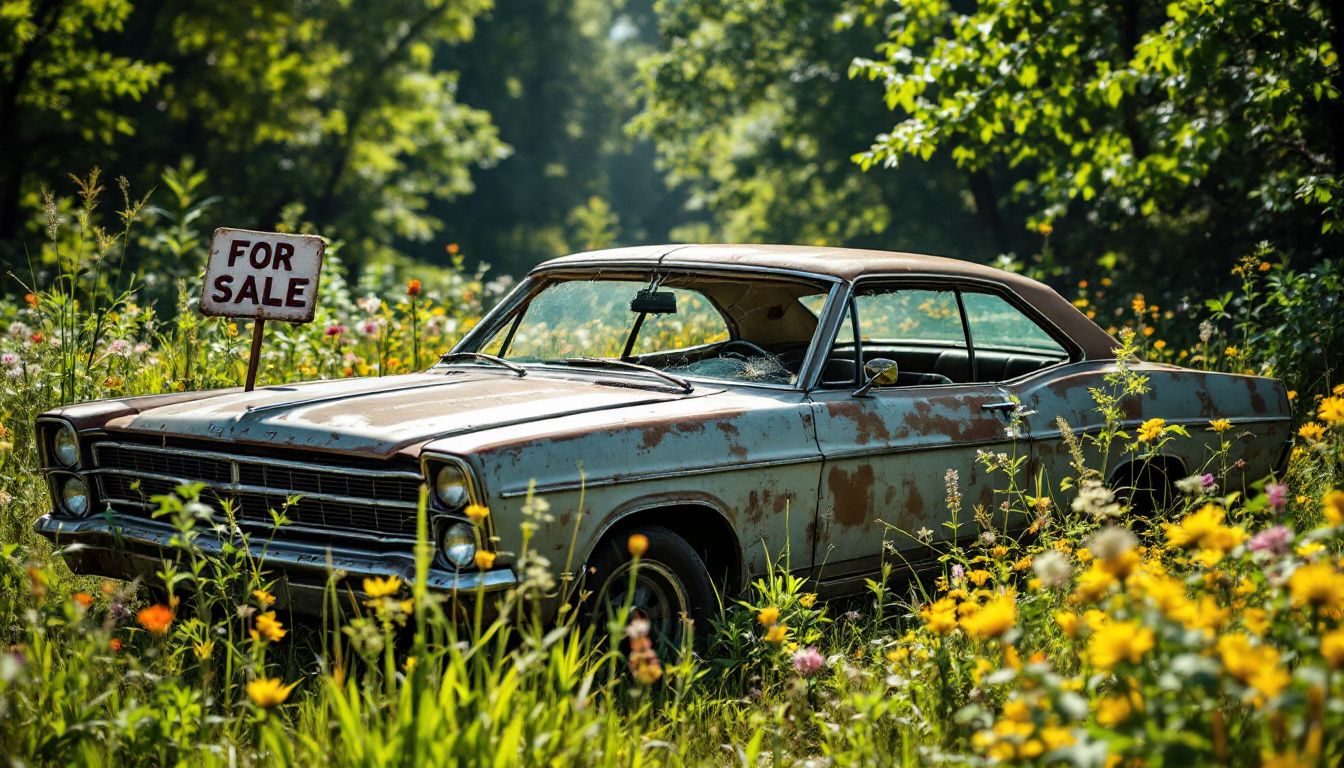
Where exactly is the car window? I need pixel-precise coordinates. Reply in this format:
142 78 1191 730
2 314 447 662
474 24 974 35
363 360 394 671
855 288 964 345
961 292 1067 355
632 292 730 354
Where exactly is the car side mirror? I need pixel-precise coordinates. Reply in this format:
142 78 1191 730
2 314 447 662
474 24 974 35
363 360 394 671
852 358 899 397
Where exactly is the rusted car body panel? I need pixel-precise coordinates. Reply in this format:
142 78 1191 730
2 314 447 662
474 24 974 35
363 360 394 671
33 245 1292 613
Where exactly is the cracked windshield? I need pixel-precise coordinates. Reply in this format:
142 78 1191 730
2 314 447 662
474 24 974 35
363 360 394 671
470 274 832 385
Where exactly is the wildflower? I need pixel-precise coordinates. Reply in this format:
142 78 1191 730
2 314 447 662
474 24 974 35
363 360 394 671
1248 526 1293 557
1199 320 1214 343
1324 490 1344 525
1164 503 1246 553
626 533 648 557
1208 418 1232 433
72 592 94 608
967 569 992 587
1218 634 1290 702
1288 562 1344 612
362 575 403 598
1137 417 1166 442
1073 562 1117 602
1095 690 1143 726
792 646 825 677
1054 611 1082 638
407 279 422 297
1088 620 1154 669
226 322 239 337
1071 478 1121 519
1175 474 1206 495
764 624 788 644
194 640 215 660
1265 483 1289 510
474 550 496 569
23 293 37 307
250 611 286 643
915 526 934 543
253 589 276 606
107 339 131 357
1298 422 1326 443
325 324 346 337
757 606 780 627
109 638 124 653
465 504 490 523
1131 296 1146 314
446 242 460 255
799 593 817 608
1321 628 1344 669
627 619 663 684
246 677 298 709
961 594 1016 639
1317 396 1344 426
921 598 959 634
1298 540 1325 559
136 604 173 636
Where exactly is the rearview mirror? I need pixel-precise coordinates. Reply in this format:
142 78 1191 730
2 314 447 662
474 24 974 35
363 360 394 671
630 288 677 314
852 358 899 397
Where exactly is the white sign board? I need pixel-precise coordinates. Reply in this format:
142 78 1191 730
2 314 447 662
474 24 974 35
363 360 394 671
201 227 325 323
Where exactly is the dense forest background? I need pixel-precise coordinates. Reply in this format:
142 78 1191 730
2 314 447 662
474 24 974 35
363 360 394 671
2 0 1341 293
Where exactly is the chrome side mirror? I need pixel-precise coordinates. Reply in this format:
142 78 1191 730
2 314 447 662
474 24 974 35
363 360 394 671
852 358 899 397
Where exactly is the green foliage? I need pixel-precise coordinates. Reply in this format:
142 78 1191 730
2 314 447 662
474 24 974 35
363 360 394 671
851 0 1344 264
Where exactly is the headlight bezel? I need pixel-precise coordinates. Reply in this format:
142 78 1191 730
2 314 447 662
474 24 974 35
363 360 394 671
51 422 81 468
422 453 495 570
437 520 477 570
59 475 91 518
434 463 470 510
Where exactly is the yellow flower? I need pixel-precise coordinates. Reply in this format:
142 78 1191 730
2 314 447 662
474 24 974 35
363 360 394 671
1243 607 1271 636
1131 296 1146 314
1225 346 1240 358
246 677 298 709
764 624 788 644
921 598 959 634
1137 417 1165 443
193 640 215 661
253 589 276 606
1298 422 1326 443
250 611 286 643
1055 611 1082 637
967 569 992 587
1164 503 1246 553
1318 396 1344 426
1088 620 1154 670
626 533 648 557
474 550 496 569
1218 633 1290 702
1297 540 1325 558
1095 690 1143 726
1208 418 1232 433
362 575 403 598
799 593 817 608
1073 562 1116 603
1324 490 1344 526
1153 339 1167 350
1318 627 1344 669
464 504 490 523
1288 562 1344 612
961 594 1017 639
757 606 780 627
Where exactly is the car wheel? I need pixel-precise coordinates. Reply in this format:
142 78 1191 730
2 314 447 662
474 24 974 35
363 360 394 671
585 525 717 650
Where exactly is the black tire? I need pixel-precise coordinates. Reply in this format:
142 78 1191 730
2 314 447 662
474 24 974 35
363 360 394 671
584 525 716 650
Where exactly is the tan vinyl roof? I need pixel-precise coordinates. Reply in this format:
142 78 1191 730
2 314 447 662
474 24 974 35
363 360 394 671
534 244 1120 359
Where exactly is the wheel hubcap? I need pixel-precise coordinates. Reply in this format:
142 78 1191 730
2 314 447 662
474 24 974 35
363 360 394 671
598 559 690 647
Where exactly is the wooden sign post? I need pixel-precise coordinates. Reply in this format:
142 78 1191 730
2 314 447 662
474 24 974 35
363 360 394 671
201 227 326 391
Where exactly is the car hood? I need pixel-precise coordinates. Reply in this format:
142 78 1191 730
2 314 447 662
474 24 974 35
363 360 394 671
103 371 707 457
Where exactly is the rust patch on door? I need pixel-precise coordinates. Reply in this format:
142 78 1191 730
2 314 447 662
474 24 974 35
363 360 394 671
716 421 750 459
828 464 874 528
825 401 892 445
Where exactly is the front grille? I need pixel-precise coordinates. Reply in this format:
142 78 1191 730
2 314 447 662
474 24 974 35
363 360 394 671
91 441 425 540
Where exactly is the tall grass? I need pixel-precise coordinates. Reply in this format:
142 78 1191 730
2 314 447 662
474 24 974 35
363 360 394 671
1 172 1343 766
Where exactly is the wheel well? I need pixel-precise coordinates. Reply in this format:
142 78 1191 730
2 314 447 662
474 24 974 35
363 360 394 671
1109 454 1187 516
599 503 743 595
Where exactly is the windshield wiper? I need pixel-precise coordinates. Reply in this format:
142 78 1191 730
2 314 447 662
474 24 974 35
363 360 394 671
437 352 527 377
557 357 693 393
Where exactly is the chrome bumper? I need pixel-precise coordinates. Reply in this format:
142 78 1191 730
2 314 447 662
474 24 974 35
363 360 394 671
34 514 516 613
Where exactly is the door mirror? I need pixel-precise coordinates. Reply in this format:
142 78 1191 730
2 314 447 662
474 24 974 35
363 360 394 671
852 358 899 397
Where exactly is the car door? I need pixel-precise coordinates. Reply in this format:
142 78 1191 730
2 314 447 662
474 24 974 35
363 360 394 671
807 282 1021 596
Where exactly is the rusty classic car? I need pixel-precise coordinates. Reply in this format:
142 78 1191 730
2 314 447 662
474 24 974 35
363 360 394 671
35 245 1292 637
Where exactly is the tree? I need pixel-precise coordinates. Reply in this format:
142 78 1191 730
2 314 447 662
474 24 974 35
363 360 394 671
0 0 166 239
634 0 1014 258
851 0 1344 273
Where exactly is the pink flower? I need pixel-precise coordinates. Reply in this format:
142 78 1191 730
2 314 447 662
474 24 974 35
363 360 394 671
1248 525 1293 556
791 646 824 677
951 564 965 584
1265 482 1288 510
1201 474 1216 491
325 324 347 337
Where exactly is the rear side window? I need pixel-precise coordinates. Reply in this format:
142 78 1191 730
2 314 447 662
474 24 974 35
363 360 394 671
961 292 1066 355
855 288 965 345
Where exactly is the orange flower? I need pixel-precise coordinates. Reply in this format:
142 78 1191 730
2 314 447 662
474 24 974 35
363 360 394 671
407 279 422 297
109 638 124 653
136 604 173 636
627 533 649 557
23 292 37 307
446 242 460 255
73 592 94 608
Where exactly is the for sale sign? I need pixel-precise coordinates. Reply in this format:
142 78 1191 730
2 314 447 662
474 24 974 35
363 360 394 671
201 227 325 323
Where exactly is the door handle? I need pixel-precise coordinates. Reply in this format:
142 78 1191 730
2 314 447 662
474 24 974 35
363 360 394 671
981 401 1017 413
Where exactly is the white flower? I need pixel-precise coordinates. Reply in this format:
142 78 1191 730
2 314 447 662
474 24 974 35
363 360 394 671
1032 550 1073 588
1175 474 1205 495
1070 478 1121 519
1088 526 1137 561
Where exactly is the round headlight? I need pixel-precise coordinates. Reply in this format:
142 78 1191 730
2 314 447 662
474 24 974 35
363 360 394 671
61 476 90 518
435 464 470 509
53 424 79 467
439 521 477 569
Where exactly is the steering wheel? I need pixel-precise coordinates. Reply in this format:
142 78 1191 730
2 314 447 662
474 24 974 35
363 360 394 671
717 339 776 362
